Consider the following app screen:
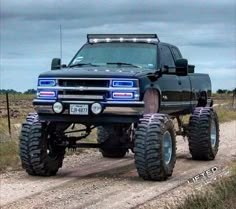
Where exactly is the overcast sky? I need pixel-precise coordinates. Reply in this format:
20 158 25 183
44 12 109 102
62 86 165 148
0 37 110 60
0 0 235 92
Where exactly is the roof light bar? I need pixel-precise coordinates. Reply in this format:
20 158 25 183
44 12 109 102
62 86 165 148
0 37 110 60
87 34 160 43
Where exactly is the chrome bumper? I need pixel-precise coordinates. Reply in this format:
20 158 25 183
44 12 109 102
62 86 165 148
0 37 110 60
33 99 144 116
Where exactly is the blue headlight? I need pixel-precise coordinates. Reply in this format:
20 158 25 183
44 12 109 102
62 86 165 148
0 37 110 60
112 80 134 87
38 79 56 87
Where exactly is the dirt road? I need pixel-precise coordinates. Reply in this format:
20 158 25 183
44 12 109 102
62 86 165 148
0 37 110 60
1 121 236 209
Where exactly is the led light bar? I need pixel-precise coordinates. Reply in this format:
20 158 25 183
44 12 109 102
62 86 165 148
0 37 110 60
89 38 157 44
112 80 134 87
87 34 160 43
112 92 134 99
38 79 56 87
88 34 158 39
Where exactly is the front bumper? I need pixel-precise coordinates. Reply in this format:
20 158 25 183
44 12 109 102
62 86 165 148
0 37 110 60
33 99 144 124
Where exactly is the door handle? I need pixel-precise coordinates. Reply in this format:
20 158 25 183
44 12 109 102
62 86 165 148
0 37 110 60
178 80 182 85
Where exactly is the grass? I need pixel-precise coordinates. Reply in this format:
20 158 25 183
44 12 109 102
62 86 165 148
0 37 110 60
174 164 236 209
0 137 21 171
214 105 236 123
181 105 236 124
0 119 8 135
0 118 24 135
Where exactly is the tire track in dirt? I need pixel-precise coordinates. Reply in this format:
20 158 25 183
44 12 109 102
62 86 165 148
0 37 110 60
1 121 235 209
0 154 133 206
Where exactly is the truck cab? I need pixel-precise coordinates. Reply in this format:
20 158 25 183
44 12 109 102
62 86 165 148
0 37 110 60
35 34 211 124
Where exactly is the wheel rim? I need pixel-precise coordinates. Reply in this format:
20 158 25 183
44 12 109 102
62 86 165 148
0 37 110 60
211 119 217 148
163 131 172 164
45 134 59 160
47 144 58 160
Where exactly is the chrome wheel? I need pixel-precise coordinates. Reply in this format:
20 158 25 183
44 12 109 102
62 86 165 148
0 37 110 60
211 120 217 148
163 131 172 164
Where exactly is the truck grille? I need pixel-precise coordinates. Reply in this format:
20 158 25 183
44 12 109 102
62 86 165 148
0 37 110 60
58 90 108 100
58 79 109 87
57 79 110 100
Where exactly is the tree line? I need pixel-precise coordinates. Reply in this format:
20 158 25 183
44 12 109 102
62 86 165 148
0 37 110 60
216 88 236 94
0 89 37 94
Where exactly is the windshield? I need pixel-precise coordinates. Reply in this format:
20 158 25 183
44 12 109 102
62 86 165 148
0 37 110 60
69 43 157 69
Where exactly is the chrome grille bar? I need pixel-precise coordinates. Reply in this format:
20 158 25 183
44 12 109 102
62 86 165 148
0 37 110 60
58 95 104 100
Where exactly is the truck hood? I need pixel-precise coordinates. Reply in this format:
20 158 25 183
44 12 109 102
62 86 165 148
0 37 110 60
39 67 154 79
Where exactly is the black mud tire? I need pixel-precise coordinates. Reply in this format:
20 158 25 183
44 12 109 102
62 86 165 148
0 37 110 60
188 107 219 160
97 126 128 158
134 114 176 181
19 113 65 176
19 113 38 175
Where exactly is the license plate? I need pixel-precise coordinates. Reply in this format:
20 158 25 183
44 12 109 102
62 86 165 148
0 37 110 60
70 104 89 115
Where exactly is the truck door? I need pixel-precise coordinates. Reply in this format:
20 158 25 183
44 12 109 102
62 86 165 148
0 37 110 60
171 46 192 106
157 44 183 113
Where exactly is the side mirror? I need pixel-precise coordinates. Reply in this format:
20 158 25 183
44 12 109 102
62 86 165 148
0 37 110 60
51 58 61 70
175 58 188 76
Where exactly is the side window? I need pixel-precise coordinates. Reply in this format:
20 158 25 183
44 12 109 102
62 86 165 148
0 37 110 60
171 47 182 60
160 45 175 67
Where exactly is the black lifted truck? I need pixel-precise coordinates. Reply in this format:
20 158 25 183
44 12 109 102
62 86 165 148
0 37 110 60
20 34 219 180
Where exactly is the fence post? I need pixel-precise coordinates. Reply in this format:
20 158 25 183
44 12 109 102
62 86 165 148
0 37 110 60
6 92 11 135
233 92 236 109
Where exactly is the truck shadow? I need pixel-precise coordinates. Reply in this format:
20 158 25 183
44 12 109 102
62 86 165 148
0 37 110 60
57 154 139 178
57 153 195 181
176 152 192 160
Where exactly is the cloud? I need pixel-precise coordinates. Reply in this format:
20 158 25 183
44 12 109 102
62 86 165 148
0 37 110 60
0 0 235 92
1 1 236 25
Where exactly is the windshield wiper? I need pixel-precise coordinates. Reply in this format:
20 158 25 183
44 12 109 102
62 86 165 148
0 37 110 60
69 63 99 68
106 62 140 68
